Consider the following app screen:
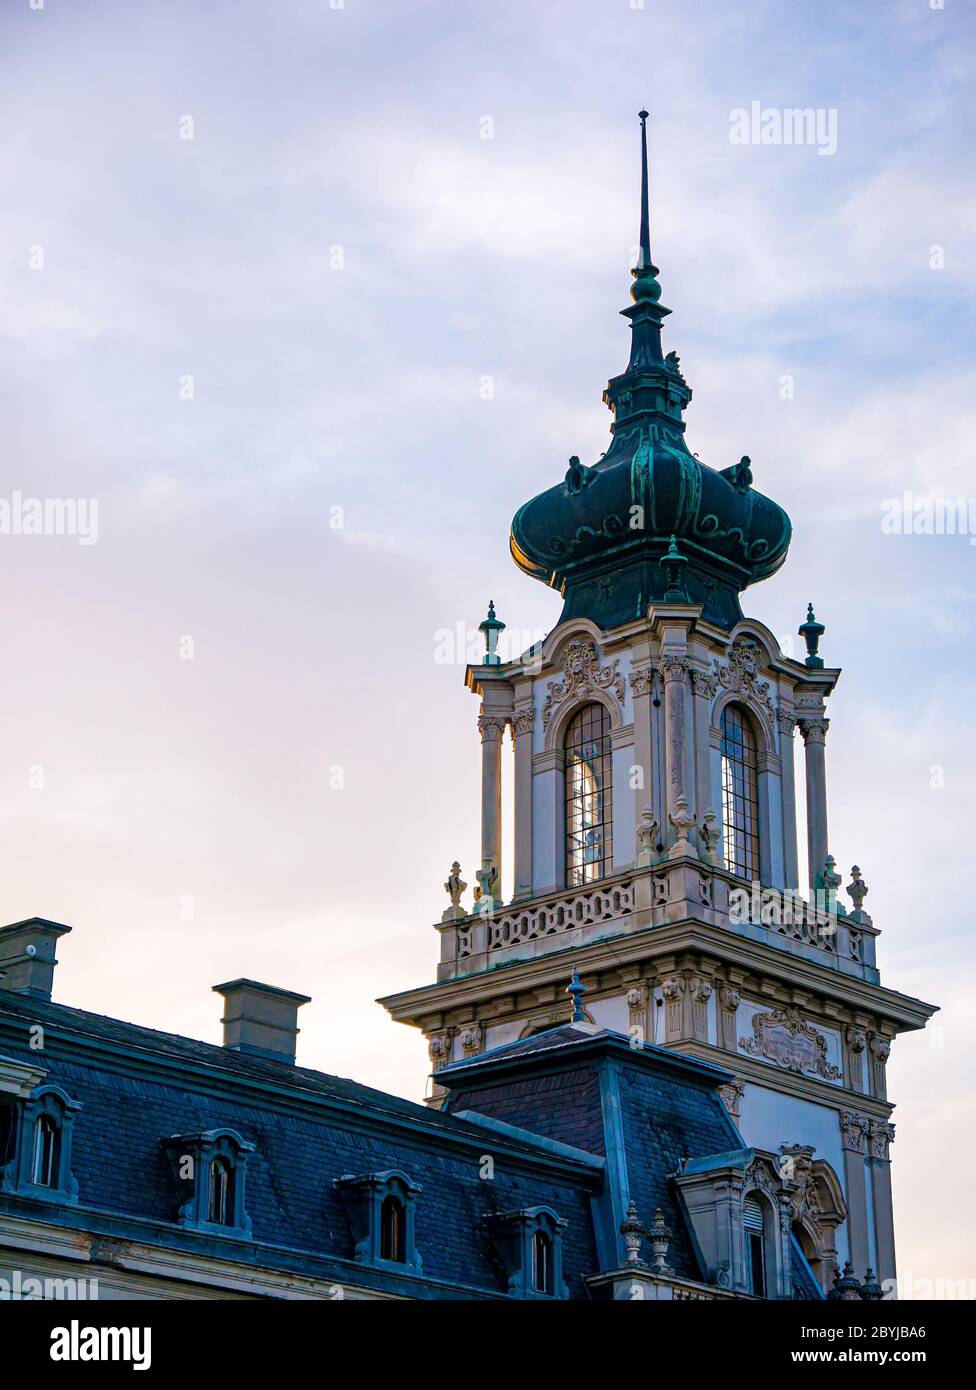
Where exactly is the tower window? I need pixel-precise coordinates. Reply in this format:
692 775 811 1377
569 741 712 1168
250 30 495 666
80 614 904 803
564 703 613 888
207 1157 233 1226
31 1115 60 1188
380 1193 406 1263
720 704 760 881
532 1229 554 1294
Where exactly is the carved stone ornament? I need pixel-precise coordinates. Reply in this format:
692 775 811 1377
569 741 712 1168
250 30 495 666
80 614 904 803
511 704 535 739
636 804 661 865
629 666 654 699
797 715 829 745
713 638 774 714
776 707 797 737
427 1033 451 1072
459 1023 483 1058
868 1119 896 1161
690 668 719 700
668 792 698 859
542 640 624 728
699 808 722 866
718 1078 745 1118
739 1007 842 1081
839 1110 869 1154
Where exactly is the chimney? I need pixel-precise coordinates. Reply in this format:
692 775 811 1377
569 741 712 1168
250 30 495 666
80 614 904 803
212 979 311 1065
0 918 72 1001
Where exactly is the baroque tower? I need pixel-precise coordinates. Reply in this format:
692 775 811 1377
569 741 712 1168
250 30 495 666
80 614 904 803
381 114 935 1294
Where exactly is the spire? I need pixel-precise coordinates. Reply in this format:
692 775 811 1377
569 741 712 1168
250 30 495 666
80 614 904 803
638 109 652 272
621 110 670 372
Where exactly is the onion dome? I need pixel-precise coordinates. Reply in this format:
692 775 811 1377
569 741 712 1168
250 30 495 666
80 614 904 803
510 112 792 631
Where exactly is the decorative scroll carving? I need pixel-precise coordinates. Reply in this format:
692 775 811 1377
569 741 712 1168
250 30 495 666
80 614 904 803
714 639 774 714
739 1008 842 1081
542 640 624 728
488 880 633 950
776 707 797 737
690 668 719 699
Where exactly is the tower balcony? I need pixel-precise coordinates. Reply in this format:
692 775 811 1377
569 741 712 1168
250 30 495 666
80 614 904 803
435 857 879 987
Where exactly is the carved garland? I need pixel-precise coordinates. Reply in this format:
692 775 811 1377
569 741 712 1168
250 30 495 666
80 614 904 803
542 640 625 729
712 638 775 717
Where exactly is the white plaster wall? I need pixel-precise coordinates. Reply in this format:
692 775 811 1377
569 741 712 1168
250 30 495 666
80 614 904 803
531 768 558 890
736 1082 850 1265
485 1020 524 1051
587 994 629 1033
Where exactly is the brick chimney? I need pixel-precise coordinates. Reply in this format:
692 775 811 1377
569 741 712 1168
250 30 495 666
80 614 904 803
0 918 72 1001
212 979 311 1065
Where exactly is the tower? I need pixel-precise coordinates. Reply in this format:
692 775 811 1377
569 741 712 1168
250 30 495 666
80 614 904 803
380 114 936 1293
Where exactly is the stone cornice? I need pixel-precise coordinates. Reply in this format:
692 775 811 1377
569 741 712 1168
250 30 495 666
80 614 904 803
670 1043 895 1121
380 917 937 1037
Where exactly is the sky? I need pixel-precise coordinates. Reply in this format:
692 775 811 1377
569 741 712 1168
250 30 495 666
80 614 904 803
1 0 974 1288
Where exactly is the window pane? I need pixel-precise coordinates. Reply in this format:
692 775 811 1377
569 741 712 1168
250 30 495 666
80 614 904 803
720 706 760 881
564 704 613 888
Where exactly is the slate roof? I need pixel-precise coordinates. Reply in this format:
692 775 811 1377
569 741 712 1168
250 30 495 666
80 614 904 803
0 992 602 1299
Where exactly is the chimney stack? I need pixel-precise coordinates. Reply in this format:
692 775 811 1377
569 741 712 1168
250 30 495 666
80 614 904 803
212 979 311 1065
0 918 71 1000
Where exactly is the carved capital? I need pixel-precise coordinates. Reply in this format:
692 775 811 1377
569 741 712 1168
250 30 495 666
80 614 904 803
629 666 654 699
720 986 741 1014
690 668 719 699
776 708 797 737
477 714 509 743
868 1119 896 1161
658 655 689 686
427 1031 452 1072
839 1110 869 1154
798 716 830 745
511 704 535 739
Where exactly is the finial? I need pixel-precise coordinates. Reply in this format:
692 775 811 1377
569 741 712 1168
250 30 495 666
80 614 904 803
798 601 825 668
478 600 506 666
662 534 688 601
567 968 587 1022
619 1199 646 1265
619 111 668 374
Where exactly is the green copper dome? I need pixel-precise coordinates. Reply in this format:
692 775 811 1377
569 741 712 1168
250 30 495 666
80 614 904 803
510 113 792 631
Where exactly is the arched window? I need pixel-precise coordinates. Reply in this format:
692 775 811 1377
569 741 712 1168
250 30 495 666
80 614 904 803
208 1156 233 1226
720 704 760 881
531 1229 554 1295
564 703 613 887
31 1114 60 1188
380 1193 406 1263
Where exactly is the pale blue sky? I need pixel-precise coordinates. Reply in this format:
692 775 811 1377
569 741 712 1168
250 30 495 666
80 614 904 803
1 0 974 1283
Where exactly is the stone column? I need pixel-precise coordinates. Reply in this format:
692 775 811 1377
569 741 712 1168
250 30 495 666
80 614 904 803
798 715 830 891
511 704 535 902
777 709 800 891
478 714 508 896
659 655 690 837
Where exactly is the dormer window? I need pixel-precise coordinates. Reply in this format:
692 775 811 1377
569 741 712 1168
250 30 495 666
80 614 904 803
335 1170 422 1273
380 1193 406 1262
532 1228 554 1295
0 1084 80 1203
31 1114 60 1188
485 1206 567 1299
162 1128 254 1237
207 1156 233 1226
